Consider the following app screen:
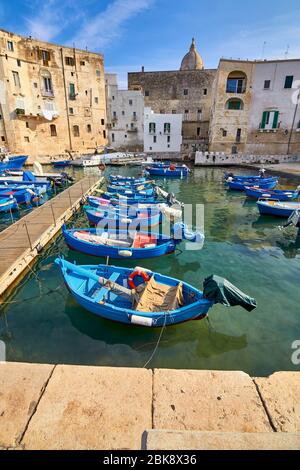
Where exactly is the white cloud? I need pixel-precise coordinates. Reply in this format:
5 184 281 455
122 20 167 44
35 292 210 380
71 0 154 51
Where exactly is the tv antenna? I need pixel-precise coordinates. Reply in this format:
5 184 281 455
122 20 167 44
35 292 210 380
261 41 267 59
284 45 290 59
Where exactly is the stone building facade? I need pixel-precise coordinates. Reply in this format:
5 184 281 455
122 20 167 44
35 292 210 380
209 58 300 156
128 39 216 156
105 73 144 151
0 29 107 161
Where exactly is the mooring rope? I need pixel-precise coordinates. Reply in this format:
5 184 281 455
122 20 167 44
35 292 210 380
142 313 167 368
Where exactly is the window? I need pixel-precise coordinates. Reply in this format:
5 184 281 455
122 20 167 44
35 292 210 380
172 110 176 114
50 124 57 136
113 111 117 118
12 71 21 87
26 122 29 128
101 119 105 125
80 61 85 66
17 59 21 67
164 123 171 134
264 80 271 90
33 82 38 88
203 88 207 95
149 122 156 134
112 96 115 100
153 136 157 143
41 50 50 65
65 56 75 66
7 41 14 52
96 69 101 78
69 107 74 114
24 136 30 142
236 128 242 143
103 130 106 138
184 89 188 96
226 72 247 93
145 90 149 97
226 98 244 110
167 136 171 143
1 136 5 142
73 125 80 137
129 99 133 105
284 75 294 89
69 83 76 99
95 97 99 104
133 111 137 119
197 127 201 136
167 144 170 148
222 129 227 137
112 133 115 142
184 110 189 120
41 70 53 96
122 110 125 116
125 134 127 138
261 110 279 130
87 124 92 133
197 109 202 119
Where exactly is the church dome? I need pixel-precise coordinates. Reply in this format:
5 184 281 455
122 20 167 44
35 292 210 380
180 38 204 70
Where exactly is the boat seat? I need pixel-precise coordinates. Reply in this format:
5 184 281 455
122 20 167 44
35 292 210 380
92 272 121 303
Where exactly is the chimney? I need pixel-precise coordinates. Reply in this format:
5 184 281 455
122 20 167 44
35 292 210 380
141 66 145 73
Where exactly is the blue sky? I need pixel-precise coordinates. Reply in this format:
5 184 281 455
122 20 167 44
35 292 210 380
1 0 300 87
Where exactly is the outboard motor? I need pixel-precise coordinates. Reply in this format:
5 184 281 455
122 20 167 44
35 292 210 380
283 210 300 235
61 171 74 182
172 222 205 244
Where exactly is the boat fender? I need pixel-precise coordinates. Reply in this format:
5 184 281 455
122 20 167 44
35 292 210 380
121 218 132 224
130 315 153 327
118 250 133 257
227 176 233 182
128 269 150 289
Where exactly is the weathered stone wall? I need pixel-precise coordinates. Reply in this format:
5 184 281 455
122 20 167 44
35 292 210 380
0 29 108 159
128 69 216 151
195 150 300 166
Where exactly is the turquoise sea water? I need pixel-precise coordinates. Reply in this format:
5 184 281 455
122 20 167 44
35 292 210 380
1 166 300 376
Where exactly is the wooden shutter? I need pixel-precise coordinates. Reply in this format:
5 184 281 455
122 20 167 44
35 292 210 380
272 111 279 129
261 111 267 129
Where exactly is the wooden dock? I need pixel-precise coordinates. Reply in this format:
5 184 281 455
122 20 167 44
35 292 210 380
0 174 103 299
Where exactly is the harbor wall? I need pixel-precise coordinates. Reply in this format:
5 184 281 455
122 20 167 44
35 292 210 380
0 363 299 450
195 151 300 166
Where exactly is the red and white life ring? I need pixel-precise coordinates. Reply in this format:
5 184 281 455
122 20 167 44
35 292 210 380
128 269 150 289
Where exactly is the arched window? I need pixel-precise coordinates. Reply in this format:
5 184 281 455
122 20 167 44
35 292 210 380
226 71 247 94
40 69 53 96
226 98 244 110
149 122 156 134
164 123 171 134
73 125 80 137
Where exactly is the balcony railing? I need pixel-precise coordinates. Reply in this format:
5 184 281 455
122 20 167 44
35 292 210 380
226 85 246 94
41 89 54 98
69 93 76 101
128 127 138 133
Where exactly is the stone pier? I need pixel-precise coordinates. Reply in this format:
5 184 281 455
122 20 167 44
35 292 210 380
0 363 299 450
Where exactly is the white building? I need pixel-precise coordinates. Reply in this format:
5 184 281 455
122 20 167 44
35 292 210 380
105 74 144 151
247 59 300 155
144 107 182 153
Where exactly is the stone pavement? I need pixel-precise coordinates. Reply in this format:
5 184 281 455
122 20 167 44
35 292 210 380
0 363 299 450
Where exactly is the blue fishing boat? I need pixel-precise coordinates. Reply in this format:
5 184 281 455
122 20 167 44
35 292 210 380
62 222 204 260
0 155 28 172
0 196 18 212
224 172 266 181
51 160 72 168
100 192 158 205
145 165 189 177
245 186 300 201
0 187 40 204
55 258 256 327
84 205 161 228
257 200 300 217
109 175 146 184
106 184 154 197
228 178 278 191
55 258 213 327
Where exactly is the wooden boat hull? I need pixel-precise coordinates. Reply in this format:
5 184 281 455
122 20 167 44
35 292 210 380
0 155 28 171
245 187 299 201
146 167 189 177
84 206 161 228
0 197 18 212
228 179 278 191
107 185 154 196
55 258 213 327
257 200 300 217
101 192 158 204
62 226 177 259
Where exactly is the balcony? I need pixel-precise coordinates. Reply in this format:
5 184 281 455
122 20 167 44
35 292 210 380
15 108 25 116
128 127 138 133
69 93 76 101
41 89 54 98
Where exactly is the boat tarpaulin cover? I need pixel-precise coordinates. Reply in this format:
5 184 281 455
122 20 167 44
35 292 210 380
23 171 35 182
203 275 257 312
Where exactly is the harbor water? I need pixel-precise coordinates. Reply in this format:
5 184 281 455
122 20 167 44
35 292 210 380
1 166 300 376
